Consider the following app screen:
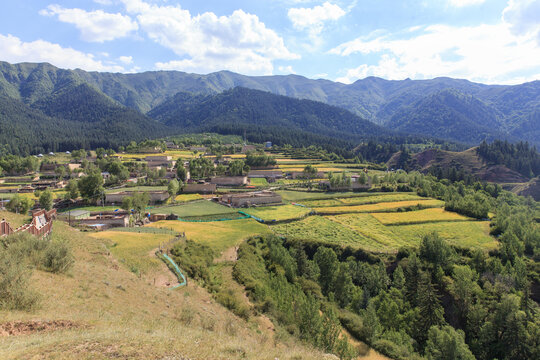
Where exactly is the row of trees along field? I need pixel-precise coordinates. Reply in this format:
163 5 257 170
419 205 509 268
167 168 539 360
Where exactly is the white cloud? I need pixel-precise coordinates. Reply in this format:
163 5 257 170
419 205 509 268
503 0 540 44
331 20 540 84
288 2 346 37
120 0 298 75
278 65 296 74
118 55 133 64
448 0 486 7
40 5 138 43
0 33 125 72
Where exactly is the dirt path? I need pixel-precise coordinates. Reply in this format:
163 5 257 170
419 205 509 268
214 246 238 263
146 248 179 288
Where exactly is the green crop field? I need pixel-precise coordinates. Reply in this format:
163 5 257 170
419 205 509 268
371 208 470 225
315 199 444 214
88 231 175 275
303 192 424 207
276 190 363 202
271 216 392 252
149 200 237 218
249 177 269 186
147 218 272 253
105 186 167 193
388 221 498 250
242 204 312 222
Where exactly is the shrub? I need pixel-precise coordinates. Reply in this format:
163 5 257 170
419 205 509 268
42 240 74 274
4 232 73 274
0 249 39 310
215 289 251 320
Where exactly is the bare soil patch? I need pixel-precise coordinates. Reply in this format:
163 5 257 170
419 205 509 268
0 320 79 337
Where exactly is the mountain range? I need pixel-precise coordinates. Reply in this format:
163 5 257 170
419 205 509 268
0 61 539 155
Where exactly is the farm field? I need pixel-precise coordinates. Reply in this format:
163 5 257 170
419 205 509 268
388 221 497 250
303 192 424 207
147 218 272 253
105 186 167 193
326 213 410 249
315 199 444 214
174 193 203 202
249 177 269 186
149 200 237 218
371 207 471 225
242 204 312 222
58 205 121 213
277 190 362 202
271 216 392 252
88 230 175 275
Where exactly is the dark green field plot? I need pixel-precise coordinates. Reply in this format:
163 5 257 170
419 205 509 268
242 204 312 222
149 200 238 218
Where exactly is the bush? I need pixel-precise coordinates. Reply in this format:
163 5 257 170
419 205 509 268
4 232 73 274
0 249 39 310
215 289 251 320
42 240 74 273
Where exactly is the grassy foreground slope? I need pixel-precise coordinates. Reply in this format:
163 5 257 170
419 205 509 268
0 215 330 360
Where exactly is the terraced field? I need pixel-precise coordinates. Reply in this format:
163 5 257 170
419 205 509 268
388 221 497 250
303 193 424 207
270 216 393 252
315 199 444 214
326 213 409 249
371 208 470 225
242 204 312 222
147 218 272 253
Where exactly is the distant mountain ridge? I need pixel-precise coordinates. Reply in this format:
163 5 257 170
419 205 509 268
0 61 539 150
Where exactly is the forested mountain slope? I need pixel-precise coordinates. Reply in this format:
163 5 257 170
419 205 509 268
1 61 539 148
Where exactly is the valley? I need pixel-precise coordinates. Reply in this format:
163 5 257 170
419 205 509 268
1 136 538 359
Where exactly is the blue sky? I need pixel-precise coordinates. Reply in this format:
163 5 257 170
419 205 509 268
0 0 539 84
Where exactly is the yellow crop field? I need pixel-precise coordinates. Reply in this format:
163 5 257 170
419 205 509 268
303 192 424 207
371 208 470 225
174 193 203 202
326 213 410 249
88 231 175 274
315 199 444 214
271 216 392 252
243 204 312 222
388 221 498 250
147 218 271 253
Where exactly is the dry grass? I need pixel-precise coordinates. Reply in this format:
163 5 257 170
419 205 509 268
88 231 175 275
370 207 470 225
0 221 331 359
0 210 30 228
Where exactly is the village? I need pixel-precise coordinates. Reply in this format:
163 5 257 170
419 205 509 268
0 137 374 233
